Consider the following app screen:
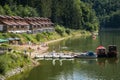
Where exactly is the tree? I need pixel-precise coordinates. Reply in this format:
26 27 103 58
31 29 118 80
0 0 100 31
0 5 5 15
104 10 120 28
3 4 14 16
22 6 38 17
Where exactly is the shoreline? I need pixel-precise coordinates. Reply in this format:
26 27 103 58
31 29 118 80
46 36 70 44
0 60 39 80
1 33 91 80
0 36 71 80
31 34 83 58
46 33 83 44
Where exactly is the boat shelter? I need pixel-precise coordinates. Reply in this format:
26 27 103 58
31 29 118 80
7 37 21 45
96 46 107 57
0 39 8 43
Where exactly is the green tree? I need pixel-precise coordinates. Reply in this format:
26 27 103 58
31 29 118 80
3 4 14 16
104 10 120 28
22 6 38 17
0 5 5 15
38 0 52 17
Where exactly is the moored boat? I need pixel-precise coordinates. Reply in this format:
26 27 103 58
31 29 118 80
96 45 118 58
96 46 107 58
107 45 117 58
74 51 97 59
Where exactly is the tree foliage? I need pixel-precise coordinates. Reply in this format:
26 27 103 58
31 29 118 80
81 0 120 28
0 0 98 31
104 10 120 28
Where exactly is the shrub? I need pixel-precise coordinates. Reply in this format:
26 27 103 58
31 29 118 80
65 28 71 35
0 61 6 74
0 55 9 74
1 33 10 38
36 33 41 41
22 33 37 43
55 25 65 36
0 43 9 47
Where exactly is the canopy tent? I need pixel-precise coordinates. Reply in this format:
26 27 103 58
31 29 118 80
7 37 20 41
7 38 15 41
7 37 21 45
96 46 106 50
0 39 8 43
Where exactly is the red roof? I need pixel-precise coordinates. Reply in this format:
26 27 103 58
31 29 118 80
2 21 13 25
96 46 106 49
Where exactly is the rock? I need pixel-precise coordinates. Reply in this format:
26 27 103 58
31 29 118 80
0 76 5 80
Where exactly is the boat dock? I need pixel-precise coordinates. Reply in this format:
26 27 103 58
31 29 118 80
35 52 74 59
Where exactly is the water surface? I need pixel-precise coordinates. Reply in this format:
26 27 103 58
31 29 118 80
7 30 120 80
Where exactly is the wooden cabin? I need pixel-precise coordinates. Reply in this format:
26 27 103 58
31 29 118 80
24 17 41 33
25 17 54 33
0 15 29 33
11 16 29 33
0 15 54 34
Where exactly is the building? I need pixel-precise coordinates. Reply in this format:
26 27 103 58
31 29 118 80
0 15 29 33
24 17 54 33
0 15 54 33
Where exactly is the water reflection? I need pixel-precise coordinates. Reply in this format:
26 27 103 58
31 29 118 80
99 30 120 53
7 58 120 80
97 58 106 67
7 30 120 80
78 59 97 64
52 59 74 66
97 58 119 67
107 58 119 64
48 36 99 53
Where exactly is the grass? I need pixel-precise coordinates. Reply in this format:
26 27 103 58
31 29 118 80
0 51 32 75
0 26 92 75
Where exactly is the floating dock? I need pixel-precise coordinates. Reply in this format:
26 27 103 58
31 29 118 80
35 52 74 59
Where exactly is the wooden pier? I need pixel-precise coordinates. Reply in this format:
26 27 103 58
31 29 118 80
35 52 74 59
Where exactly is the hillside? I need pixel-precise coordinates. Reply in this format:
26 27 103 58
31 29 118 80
0 0 120 29
81 0 120 28
0 0 99 31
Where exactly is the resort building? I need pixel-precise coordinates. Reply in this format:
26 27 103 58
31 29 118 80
24 17 54 33
0 15 29 33
0 15 54 33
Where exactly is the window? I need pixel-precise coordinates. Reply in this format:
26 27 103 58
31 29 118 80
21 26 24 28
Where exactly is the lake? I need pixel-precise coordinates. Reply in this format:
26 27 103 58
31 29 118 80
7 30 120 80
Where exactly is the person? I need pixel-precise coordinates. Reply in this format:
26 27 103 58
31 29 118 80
28 47 32 56
37 46 40 50
28 41 31 45
29 47 31 50
29 52 31 56
24 50 27 54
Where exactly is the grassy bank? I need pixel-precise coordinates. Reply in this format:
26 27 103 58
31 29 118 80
0 47 39 80
0 26 91 46
0 26 91 79
0 50 32 75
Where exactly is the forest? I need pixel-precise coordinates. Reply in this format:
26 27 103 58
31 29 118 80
82 0 120 29
0 0 120 31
